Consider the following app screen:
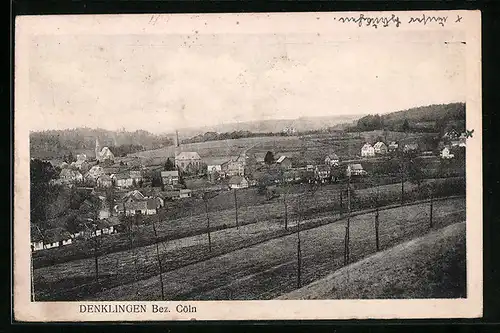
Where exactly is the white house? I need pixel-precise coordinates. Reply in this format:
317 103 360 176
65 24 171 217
361 143 375 157
440 147 455 159
179 189 193 198
229 176 249 189
373 142 388 155
346 164 367 177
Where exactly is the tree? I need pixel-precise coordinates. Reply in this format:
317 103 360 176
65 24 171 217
264 151 275 165
402 119 410 132
407 157 424 188
30 159 60 227
164 158 175 171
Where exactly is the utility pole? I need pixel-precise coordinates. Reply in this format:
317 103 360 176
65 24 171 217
152 215 165 300
344 173 351 265
339 190 343 216
429 186 434 229
234 189 239 229
297 209 302 289
400 153 405 206
284 192 288 230
374 178 380 252
204 196 212 252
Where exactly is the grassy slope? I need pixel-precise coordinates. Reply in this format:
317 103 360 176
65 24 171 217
278 221 466 300
49 198 465 302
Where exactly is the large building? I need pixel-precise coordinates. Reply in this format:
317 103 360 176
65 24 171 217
175 152 202 173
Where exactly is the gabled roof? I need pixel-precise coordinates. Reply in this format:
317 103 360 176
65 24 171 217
276 156 288 163
122 190 145 201
60 168 83 179
326 153 339 160
161 170 179 177
373 142 387 148
175 152 201 160
348 163 364 170
362 143 373 148
315 165 330 172
97 174 112 182
229 175 247 184
129 170 143 178
113 172 131 180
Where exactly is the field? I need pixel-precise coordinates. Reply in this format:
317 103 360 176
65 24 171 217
32 177 464 268
33 197 465 301
127 136 304 166
279 221 466 299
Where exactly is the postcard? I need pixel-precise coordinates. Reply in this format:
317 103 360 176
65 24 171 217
14 10 482 321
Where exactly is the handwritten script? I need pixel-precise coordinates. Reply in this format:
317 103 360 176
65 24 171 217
336 13 463 28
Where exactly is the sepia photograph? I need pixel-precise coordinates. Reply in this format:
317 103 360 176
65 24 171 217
14 11 482 321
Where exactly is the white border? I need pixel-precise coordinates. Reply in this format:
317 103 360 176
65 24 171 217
14 10 482 321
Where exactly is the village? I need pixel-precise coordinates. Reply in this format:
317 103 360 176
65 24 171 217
30 125 466 251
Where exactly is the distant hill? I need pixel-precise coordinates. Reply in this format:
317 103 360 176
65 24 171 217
173 115 360 139
30 128 174 160
351 102 465 133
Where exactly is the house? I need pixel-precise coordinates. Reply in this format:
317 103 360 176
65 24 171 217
276 156 293 169
306 165 315 172
314 165 331 183
43 228 73 249
403 143 419 153
443 130 459 140
160 190 181 201
179 189 193 198
116 198 157 216
96 146 115 163
175 152 202 173
223 160 245 177
95 217 121 235
207 164 222 173
458 133 467 147
59 168 83 184
122 190 146 203
130 170 143 183
113 172 134 188
84 165 104 183
440 147 455 159
361 143 375 157
282 170 301 182
97 174 113 188
373 142 388 155
161 170 179 187
76 153 87 162
346 163 367 177
324 154 340 167
153 196 164 208
388 141 399 152
228 176 249 189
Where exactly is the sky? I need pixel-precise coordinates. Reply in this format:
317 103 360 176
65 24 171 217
28 30 466 134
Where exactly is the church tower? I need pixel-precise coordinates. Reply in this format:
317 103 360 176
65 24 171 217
95 137 101 161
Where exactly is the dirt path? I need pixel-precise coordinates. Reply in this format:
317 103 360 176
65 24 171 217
91 198 465 301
